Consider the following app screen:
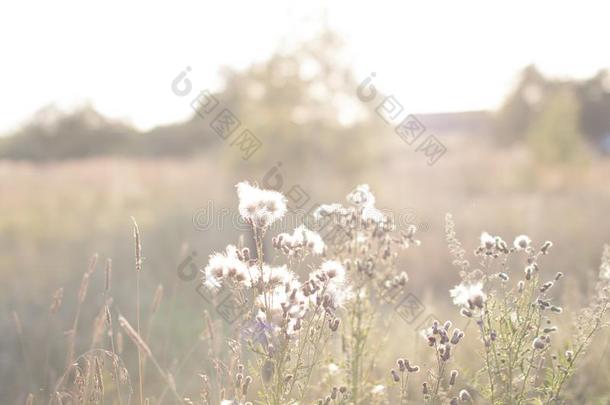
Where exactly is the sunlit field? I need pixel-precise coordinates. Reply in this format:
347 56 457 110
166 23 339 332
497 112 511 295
3 140 610 403
3 2 610 404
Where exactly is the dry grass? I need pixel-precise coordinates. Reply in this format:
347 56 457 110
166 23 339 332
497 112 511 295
3 142 610 404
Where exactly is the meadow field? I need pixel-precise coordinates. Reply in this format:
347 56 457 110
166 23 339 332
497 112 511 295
2 135 610 404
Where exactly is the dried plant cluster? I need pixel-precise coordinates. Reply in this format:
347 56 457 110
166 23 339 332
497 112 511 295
197 182 420 405
16 182 610 404
432 214 610 405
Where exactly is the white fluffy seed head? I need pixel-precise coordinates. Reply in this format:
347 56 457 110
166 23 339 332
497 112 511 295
236 182 287 228
513 234 531 251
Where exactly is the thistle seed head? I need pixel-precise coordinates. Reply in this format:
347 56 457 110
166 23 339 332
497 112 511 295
459 389 471 401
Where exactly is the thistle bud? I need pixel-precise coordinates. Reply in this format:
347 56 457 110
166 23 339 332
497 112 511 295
243 375 252 395
439 329 449 344
537 298 551 309
533 337 546 350
541 241 553 255
242 247 250 261
540 281 554 293
449 369 458 386
459 389 471 401
451 329 464 344
497 238 509 253
406 360 420 373
460 308 473 318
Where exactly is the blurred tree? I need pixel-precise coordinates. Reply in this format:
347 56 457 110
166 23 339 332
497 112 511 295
526 87 588 164
0 104 138 160
204 29 386 179
1 30 387 174
494 65 551 145
577 69 610 147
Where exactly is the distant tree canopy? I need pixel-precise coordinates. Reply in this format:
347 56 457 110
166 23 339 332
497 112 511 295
199 30 386 173
0 31 386 179
495 65 610 153
2 51 608 164
527 87 588 164
0 103 220 161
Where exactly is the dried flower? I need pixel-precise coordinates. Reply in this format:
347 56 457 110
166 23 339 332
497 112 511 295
274 225 325 257
541 240 553 254
450 282 486 309
480 232 496 250
533 336 546 350
202 245 251 290
540 281 554 292
347 184 376 208
236 181 287 228
460 308 473 318
449 369 458 385
459 389 471 401
513 234 531 251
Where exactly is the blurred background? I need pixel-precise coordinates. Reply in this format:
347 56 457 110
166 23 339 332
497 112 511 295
1 1 610 403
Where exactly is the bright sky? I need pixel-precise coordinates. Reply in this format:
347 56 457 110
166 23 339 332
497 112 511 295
1 0 608 134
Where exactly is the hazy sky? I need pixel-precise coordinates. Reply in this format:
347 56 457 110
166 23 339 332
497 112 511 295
1 0 609 134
